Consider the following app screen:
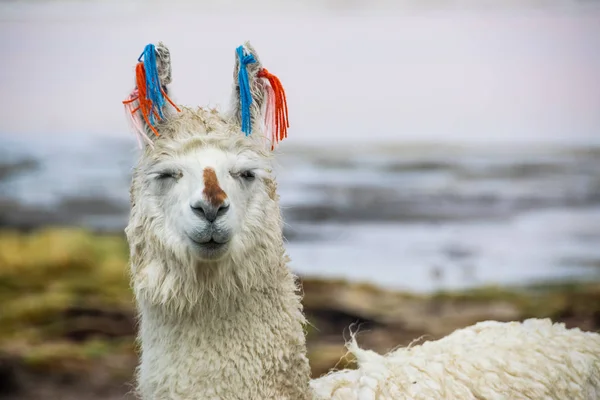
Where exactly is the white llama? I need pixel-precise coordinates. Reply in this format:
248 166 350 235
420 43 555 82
123 42 600 400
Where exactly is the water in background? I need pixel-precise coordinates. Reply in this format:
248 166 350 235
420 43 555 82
1 134 599 292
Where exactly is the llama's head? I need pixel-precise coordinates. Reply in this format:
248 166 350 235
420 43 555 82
131 116 276 262
124 42 290 308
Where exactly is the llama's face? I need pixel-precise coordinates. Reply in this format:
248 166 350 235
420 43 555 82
126 42 284 267
135 132 273 262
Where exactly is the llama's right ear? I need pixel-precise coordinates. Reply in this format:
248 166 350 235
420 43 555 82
123 42 180 148
228 42 289 150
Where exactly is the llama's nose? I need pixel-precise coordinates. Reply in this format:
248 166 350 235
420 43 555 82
190 199 230 223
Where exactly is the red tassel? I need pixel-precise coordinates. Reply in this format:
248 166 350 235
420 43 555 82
258 68 289 150
122 62 180 137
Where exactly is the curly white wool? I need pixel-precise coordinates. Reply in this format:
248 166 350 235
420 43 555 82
311 318 600 400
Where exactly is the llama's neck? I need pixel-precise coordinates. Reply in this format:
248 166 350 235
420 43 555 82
133 254 312 400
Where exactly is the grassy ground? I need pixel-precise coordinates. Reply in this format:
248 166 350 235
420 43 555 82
0 228 599 399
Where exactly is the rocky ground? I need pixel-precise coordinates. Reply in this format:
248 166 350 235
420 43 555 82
0 229 599 400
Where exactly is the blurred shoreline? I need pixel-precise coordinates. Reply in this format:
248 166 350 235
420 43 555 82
1 136 599 292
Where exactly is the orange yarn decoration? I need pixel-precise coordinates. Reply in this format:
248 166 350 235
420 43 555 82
258 68 289 150
122 62 180 137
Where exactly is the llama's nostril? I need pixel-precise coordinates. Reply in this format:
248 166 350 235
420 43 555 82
217 203 230 217
190 200 229 223
190 204 205 217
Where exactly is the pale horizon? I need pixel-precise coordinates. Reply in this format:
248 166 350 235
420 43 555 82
1 1 599 145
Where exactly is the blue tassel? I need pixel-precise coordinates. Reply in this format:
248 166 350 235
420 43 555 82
236 45 256 136
138 44 165 125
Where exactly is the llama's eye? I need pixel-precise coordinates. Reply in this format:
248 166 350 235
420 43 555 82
240 170 256 181
155 170 181 180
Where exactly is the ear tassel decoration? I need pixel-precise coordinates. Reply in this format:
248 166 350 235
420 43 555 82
138 44 166 124
122 43 180 146
258 68 289 150
236 45 257 136
123 88 155 149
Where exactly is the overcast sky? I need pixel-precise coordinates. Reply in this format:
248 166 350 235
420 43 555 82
1 1 599 145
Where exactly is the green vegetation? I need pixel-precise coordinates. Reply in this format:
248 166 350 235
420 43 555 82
0 228 134 374
0 228 598 381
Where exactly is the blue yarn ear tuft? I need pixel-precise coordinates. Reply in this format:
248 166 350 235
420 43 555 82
236 45 257 136
138 44 166 125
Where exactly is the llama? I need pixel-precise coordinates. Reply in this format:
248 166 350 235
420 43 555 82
123 42 600 400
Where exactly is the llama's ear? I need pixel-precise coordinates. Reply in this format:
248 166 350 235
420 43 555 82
123 42 180 148
229 42 289 150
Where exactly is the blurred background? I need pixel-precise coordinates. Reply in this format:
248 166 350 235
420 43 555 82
1 0 599 399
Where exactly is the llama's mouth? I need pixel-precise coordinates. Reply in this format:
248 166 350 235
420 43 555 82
187 236 230 259
198 239 226 250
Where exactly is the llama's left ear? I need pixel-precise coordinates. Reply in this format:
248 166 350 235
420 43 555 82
229 42 289 149
123 42 180 148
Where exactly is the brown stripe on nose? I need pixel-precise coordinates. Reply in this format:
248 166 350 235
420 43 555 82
203 168 227 207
